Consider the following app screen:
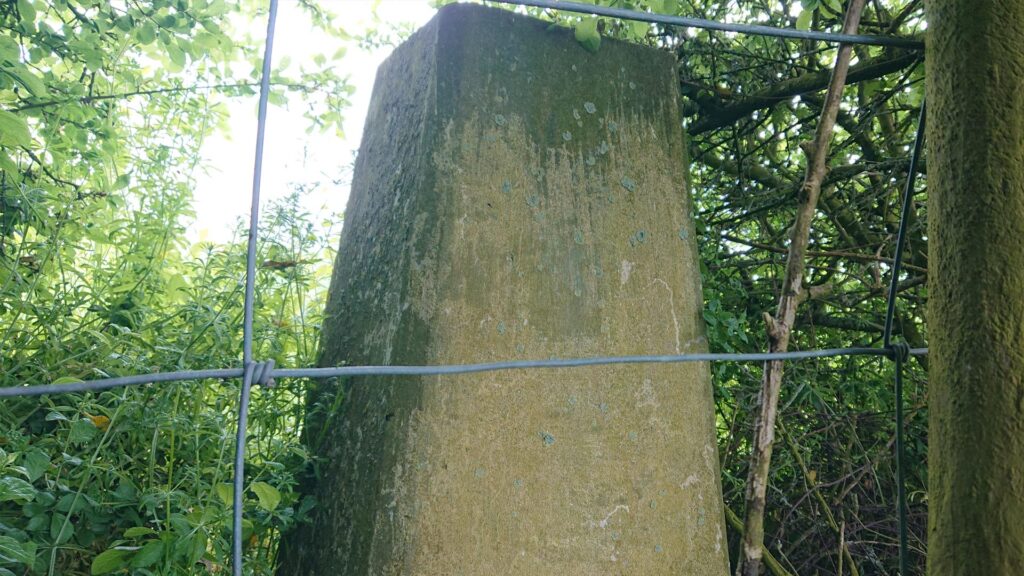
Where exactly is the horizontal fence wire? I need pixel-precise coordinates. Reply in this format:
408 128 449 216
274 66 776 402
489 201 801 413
0 1 932 574
490 0 925 49
0 347 929 398
0 369 244 398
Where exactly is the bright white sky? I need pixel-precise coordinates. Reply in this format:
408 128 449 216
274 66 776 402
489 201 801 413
190 0 437 242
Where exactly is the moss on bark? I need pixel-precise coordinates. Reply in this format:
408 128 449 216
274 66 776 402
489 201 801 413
926 1 1024 573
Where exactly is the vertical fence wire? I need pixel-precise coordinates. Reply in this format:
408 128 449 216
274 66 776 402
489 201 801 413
884 103 927 348
234 0 279 574
233 363 257 576
884 101 926 575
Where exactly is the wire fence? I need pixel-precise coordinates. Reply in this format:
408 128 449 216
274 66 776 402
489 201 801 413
0 1 928 575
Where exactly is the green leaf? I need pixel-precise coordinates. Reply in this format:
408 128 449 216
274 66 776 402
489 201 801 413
3 63 47 96
69 418 98 444
50 513 73 545
824 0 844 12
796 9 813 30
629 20 649 39
574 18 601 54
0 36 17 62
215 483 233 506
91 548 130 575
0 536 34 564
123 526 157 538
189 532 207 564
167 45 186 71
0 476 35 502
51 376 84 385
21 450 49 482
130 540 164 568
250 481 281 511
16 0 36 28
0 110 31 148
135 23 156 45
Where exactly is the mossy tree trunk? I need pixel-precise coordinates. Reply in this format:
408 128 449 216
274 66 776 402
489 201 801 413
926 1 1024 574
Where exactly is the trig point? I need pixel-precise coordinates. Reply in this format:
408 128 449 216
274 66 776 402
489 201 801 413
278 4 729 575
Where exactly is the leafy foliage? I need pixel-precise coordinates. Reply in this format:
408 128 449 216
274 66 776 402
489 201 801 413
3 0 931 574
0 1 347 573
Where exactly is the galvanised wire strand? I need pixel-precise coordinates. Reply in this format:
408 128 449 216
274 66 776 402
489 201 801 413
883 102 926 576
0 369 242 398
490 0 924 50
894 348 910 575
233 0 279 573
233 363 257 576
231 0 278 569
0 347 930 398
271 347 927 379
242 0 278 366
884 102 926 348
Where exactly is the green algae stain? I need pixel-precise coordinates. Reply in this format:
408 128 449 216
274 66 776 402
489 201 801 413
540 431 556 446
629 229 648 247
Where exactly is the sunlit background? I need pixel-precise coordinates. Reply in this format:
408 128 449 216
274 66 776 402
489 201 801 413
191 0 437 241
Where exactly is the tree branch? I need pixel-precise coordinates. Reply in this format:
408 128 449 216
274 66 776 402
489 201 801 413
736 2 867 575
688 51 918 134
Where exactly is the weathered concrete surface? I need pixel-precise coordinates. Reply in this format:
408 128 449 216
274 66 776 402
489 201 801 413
278 4 728 575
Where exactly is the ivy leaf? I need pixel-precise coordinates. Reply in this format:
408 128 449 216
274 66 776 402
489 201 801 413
250 481 281 511
90 548 130 575
0 110 31 148
574 18 601 54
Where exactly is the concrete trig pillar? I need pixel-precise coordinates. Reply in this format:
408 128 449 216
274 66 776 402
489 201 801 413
279 4 729 575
